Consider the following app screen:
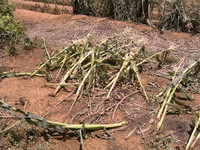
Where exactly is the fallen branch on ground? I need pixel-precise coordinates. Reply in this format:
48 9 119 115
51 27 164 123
0 100 127 133
0 72 44 79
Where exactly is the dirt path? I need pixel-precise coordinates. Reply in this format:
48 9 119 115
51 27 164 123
0 7 200 150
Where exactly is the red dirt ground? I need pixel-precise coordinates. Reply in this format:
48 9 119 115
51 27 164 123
0 5 200 150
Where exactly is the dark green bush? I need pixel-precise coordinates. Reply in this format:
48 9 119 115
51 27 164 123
0 0 41 55
0 0 25 42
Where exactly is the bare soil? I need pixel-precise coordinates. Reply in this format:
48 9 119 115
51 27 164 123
0 3 200 150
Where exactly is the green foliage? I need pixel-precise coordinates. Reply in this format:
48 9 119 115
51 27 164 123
0 0 25 43
0 0 42 55
0 0 26 55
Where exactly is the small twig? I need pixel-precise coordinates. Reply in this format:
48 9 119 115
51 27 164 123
132 102 151 111
70 109 88 124
54 55 67 81
23 100 28 109
80 105 113 123
109 125 129 133
88 92 92 113
0 121 21 134
43 91 74 118
125 127 137 140
78 129 85 150
112 91 139 119
67 66 95 116
94 128 115 140
42 37 51 60
138 126 145 136
0 116 15 119
103 128 115 140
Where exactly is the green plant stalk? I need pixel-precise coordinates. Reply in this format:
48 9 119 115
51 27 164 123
55 54 67 81
42 37 51 60
190 132 200 149
31 47 68 76
186 112 200 150
157 84 179 130
106 57 130 98
68 65 96 115
47 120 127 130
173 98 191 109
0 100 127 131
157 60 200 130
157 88 172 119
105 46 145 98
178 86 193 100
157 58 189 106
55 51 93 94
136 49 171 67
158 59 200 117
0 72 44 79
88 50 96 90
132 62 149 101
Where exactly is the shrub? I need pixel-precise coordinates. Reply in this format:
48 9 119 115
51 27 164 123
0 0 26 55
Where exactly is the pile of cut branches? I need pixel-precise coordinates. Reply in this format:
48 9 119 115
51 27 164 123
157 59 200 130
0 33 174 148
1 33 200 149
0 0 25 55
155 58 200 149
1 32 174 114
30 33 173 113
